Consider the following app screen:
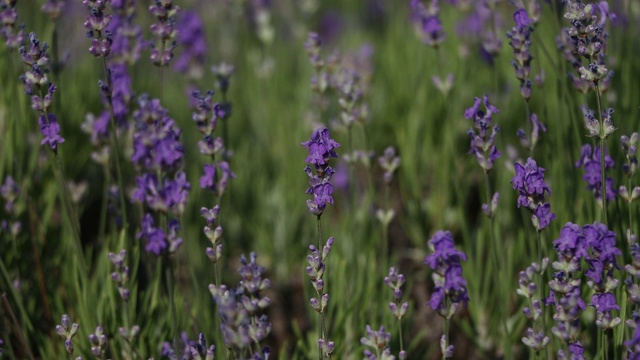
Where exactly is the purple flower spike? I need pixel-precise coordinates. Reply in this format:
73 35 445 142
466 95 501 172
39 114 65 150
511 158 555 231
426 231 469 318
302 127 340 216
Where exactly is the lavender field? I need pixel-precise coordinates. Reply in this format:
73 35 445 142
1 0 640 359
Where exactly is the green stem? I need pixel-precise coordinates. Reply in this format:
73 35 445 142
483 170 510 357
164 255 179 353
594 82 608 226
443 317 450 360
99 56 129 237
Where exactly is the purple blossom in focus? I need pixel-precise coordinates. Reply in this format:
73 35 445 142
302 127 340 216
511 157 555 230
38 114 65 150
426 230 469 318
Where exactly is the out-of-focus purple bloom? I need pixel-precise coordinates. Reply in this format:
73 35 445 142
591 292 620 312
173 10 207 78
41 0 65 19
361 325 393 359
426 230 469 318
132 96 185 171
1 2 25 48
575 144 616 202
508 8 534 102
410 0 445 47
148 0 179 67
1 176 20 214
378 147 401 185
200 161 236 197
137 213 167 255
626 314 640 358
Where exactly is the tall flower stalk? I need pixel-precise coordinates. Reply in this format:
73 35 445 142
302 127 340 359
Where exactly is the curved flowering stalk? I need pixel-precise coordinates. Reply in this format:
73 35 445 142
426 231 469 359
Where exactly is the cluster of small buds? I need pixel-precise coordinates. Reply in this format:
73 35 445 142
507 8 534 101
117 325 140 344
0 0 25 48
557 342 585 360
19 32 65 151
620 133 640 202
108 249 130 301
306 237 335 357
88 326 107 357
575 144 616 203
343 150 374 169
238 253 272 321
188 333 215 360
625 231 640 304
1 176 22 238
306 237 333 314
511 158 556 231
302 128 340 216
626 313 640 358
191 90 236 197
148 0 180 67
55 314 79 355
83 0 113 57
209 283 272 359
305 33 328 95
465 96 501 172
481 192 499 219
384 267 409 321
426 231 469 319
517 113 547 153
131 95 191 255
563 0 611 84
378 147 401 186
361 325 395 360
517 259 550 351
582 106 615 139
40 0 64 20
249 0 274 47
327 49 370 131
409 0 445 47
476 0 504 58
201 205 222 262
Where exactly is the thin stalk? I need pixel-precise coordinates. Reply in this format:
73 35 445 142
594 82 607 226
164 255 179 354
536 230 548 360
483 170 511 358
316 214 327 360
398 317 404 354
443 317 450 360
100 57 130 237
602 330 609 360
1 292 35 360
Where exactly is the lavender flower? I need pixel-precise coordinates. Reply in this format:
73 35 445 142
575 144 616 203
626 313 640 359
361 325 394 360
306 237 335 358
302 127 340 216
511 158 555 230
173 10 206 78
148 0 180 67
385 267 409 321
210 257 273 360
410 0 445 47
425 231 469 318
41 0 64 20
517 113 547 152
88 326 107 357
558 342 585 360
109 249 130 301
1 176 20 214
83 0 113 57
507 8 534 101
465 95 500 172
0 1 25 48
378 147 401 185
19 32 64 151
55 314 79 355
108 1 144 65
